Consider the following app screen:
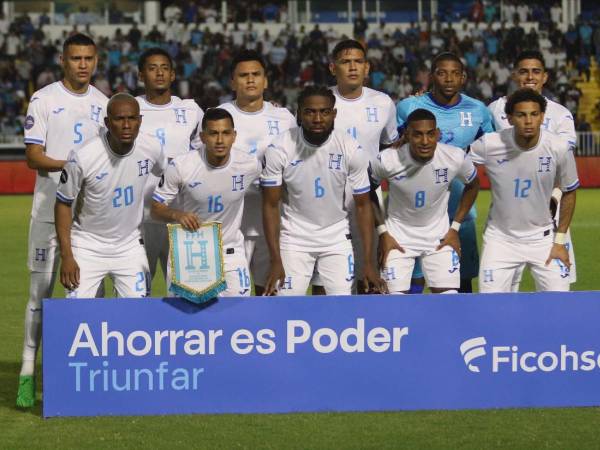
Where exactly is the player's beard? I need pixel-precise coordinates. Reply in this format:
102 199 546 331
303 123 334 146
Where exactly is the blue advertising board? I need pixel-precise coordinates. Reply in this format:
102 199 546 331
43 292 600 417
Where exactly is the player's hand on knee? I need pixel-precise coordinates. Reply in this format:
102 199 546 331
363 264 388 294
378 232 404 268
436 229 461 257
546 243 571 269
263 260 286 296
60 255 80 291
175 211 202 231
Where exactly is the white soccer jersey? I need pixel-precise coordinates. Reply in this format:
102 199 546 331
56 130 166 253
370 143 477 249
136 95 204 223
261 128 371 252
470 129 579 241
488 96 576 144
152 148 262 251
331 86 399 160
219 100 297 237
24 81 108 222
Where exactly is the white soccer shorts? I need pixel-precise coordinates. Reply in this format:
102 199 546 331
27 219 60 273
382 246 460 293
244 235 270 288
277 247 355 296
67 243 150 298
142 221 169 280
479 234 571 293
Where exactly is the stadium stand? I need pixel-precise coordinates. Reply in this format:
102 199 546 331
0 0 598 148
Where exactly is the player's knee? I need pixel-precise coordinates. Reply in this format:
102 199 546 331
29 271 55 304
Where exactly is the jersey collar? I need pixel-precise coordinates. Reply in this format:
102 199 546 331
427 92 463 109
59 80 91 97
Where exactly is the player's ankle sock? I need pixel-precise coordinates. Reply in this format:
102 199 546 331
20 359 35 377
16 375 35 408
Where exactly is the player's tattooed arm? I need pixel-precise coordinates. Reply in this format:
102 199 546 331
546 189 576 268
437 177 481 256
55 200 79 290
262 185 285 296
150 200 201 231
354 192 388 294
26 144 67 174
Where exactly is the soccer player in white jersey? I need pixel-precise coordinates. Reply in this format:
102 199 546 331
488 50 577 289
371 109 480 293
136 47 204 285
471 89 579 292
17 33 108 408
261 86 386 296
219 50 296 295
55 94 165 298
151 108 261 296
319 39 399 294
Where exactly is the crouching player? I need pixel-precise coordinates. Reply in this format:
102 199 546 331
55 94 166 297
151 108 261 296
471 89 578 292
371 109 480 293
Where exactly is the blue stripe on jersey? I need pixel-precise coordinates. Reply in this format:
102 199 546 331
152 193 166 203
466 168 477 183
260 179 280 186
353 186 370 194
564 180 580 192
24 137 45 144
56 191 73 204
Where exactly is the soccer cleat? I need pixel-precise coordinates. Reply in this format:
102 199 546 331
16 375 35 408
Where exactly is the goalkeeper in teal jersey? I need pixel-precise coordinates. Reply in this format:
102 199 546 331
396 52 494 293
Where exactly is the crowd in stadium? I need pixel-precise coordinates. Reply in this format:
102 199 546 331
1 3 599 140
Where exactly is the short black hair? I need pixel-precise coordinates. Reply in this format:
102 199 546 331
406 108 437 125
431 52 464 73
63 33 96 53
297 85 336 110
230 49 266 77
138 47 173 72
331 39 366 60
201 108 235 130
505 88 547 115
514 50 546 70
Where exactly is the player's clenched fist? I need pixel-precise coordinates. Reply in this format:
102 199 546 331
173 211 202 231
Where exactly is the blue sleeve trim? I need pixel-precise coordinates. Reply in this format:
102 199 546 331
353 186 370 194
563 180 580 192
152 193 166 203
24 137 45 145
260 179 280 187
466 167 477 183
56 191 74 204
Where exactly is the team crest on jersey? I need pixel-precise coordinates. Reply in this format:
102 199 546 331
434 168 449 184
459 112 473 127
267 120 280 135
24 115 35 130
366 107 379 122
174 108 187 124
538 156 552 173
138 159 150 176
60 169 68 183
90 105 103 123
328 153 343 170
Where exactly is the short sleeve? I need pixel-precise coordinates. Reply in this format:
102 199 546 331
151 139 167 177
396 99 409 135
347 140 370 195
555 113 577 146
480 104 495 133
260 142 286 188
381 97 399 145
56 150 83 205
152 159 182 204
369 153 385 186
468 137 486 165
189 102 204 150
24 95 48 146
557 144 579 192
457 153 478 184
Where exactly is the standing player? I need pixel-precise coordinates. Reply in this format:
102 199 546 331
396 52 494 293
471 89 578 292
219 50 296 295
136 47 204 285
488 50 577 289
371 109 480 293
17 33 108 408
326 39 399 293
261 86 386 296
55 94 165 298
151 108 261 296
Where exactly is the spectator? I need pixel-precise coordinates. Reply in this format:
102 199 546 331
353 13 368 40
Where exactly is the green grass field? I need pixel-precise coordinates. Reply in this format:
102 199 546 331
1 191 600 449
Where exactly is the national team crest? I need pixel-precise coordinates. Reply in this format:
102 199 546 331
167 223 226 304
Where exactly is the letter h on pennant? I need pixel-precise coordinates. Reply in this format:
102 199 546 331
184 239 210 270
